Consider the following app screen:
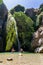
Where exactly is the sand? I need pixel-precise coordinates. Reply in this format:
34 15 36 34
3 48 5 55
0 53 43 65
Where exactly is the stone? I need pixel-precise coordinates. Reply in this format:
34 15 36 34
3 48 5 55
20 48 23 53
33 31 39 38
19 53 23 56
35 46 43 53
38 27 43 32
35 47 39 53
38 38 42 46
7 58 13 61
0 61 3 63
40 31 43 35
11 48 15 52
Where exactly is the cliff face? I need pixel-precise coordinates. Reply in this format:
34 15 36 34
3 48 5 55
25 8 35 19
0 3 8 51
0 3 8 20
0 1 43 52
31 17 43 52
0 2 17 52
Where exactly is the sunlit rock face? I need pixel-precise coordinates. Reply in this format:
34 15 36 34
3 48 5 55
0 3 8 52
31 15 43 53
31 25 43 53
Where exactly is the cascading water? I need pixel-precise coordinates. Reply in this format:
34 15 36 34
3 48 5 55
14 18 21 52
42 16 43 25
10 14 21 52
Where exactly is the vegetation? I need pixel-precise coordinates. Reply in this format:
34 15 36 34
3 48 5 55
10 5 25 14
0 0 3 4
39 4 43 12
0 2 43 52
5 13 17 51
13 12 34 51
9 4 43 52
36 12 43 26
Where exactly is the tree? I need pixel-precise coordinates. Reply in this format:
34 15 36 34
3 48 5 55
39 4 43 12
10 5 25 14
13 12 34 51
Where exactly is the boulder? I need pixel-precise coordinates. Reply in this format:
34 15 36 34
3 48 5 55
35 46 43 53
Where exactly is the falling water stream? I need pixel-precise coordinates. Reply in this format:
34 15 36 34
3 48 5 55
14 19 21 52
11 16 21 52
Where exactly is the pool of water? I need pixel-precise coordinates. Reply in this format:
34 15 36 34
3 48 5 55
0 53 43 65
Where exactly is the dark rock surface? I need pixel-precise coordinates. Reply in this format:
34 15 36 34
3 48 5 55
0 3 8 52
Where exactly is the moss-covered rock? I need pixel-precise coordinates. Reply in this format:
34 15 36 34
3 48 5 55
0 0 3 4
5 12 17 51
36 12 43 26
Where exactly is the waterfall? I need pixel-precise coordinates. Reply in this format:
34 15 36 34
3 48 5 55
9 13 21 52
42 16 43 25
14 21 21 52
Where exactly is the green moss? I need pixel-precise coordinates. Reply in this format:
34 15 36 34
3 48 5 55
5 13 17 51
0 0 3 4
